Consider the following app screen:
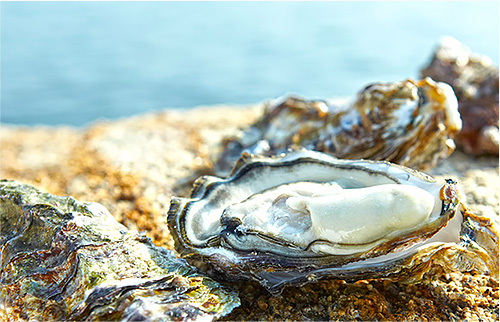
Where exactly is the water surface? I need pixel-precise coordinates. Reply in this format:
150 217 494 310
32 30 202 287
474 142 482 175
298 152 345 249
2 1 498 126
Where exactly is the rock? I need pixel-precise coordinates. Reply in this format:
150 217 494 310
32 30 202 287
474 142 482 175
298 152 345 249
0 180 240 321
421 36 499 155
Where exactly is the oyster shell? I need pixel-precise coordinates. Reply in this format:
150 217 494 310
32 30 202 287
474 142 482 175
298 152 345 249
421 36 499 155
214 78 461 176
168 150 498 294
0 180 240 321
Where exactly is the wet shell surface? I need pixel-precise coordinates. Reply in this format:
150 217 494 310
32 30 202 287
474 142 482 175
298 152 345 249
0 180 240 322
214 78 462 176
168 150 498 294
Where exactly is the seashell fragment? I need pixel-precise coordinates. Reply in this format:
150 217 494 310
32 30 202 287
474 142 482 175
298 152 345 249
0 180 240 321
168 150 498 294
421 37 499 155
214 78 461 176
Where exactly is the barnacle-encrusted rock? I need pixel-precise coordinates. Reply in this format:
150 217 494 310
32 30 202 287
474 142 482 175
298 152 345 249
0 180 239 321
421 36 499 155
169 150 498 294
214 78 461 176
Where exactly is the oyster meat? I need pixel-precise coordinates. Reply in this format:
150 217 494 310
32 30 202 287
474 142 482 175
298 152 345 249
214 78 461 176
421 36 499 155
0 180 240 321
169 150 498 294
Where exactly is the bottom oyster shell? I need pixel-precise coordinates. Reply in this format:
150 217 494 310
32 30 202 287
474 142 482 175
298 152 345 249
168 150 498 294
0 180 240 321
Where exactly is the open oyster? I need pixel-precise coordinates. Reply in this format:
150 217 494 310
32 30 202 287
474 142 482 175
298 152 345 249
214 78 461 176
169 150 498 294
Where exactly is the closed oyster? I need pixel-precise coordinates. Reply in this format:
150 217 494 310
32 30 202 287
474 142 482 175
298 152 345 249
0 180 240 321
168 150 498 294
214 78 461 176
421 36 499 155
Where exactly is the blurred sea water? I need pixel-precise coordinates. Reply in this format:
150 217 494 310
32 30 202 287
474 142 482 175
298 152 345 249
1 1 498 126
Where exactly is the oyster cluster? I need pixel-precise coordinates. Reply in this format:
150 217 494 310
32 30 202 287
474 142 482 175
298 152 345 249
169 150 498 293
167 75 498 295
214 78 462 176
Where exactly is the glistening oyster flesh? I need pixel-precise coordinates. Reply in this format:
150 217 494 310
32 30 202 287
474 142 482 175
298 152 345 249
168 150 498 294
214 78 462 176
